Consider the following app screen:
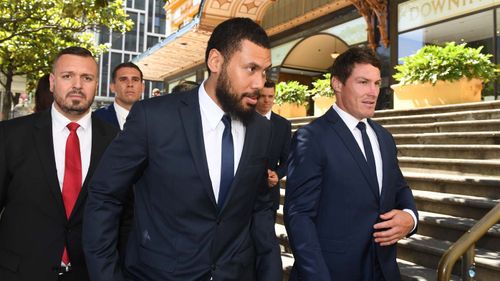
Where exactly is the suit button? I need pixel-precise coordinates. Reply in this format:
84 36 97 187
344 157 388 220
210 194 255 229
216 219 221 225
211 264 216 271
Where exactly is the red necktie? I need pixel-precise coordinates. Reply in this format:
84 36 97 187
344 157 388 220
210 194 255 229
61 122 82 265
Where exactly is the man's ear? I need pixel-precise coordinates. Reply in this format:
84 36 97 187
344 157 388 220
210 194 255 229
109 82 116 95
207 49 224 74
331 76 342 93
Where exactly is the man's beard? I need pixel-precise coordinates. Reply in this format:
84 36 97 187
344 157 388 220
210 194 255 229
215 67 256 126
54 90 93 115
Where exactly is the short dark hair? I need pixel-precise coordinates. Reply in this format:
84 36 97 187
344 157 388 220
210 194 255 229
263 80 275 89
205 17 270 74
330 46 381 84
171 80 199 93
34 74 53 113
112 62 143 82
52 46 95 73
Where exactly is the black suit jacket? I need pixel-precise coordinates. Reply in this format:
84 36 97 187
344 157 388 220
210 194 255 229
267 112 291 210
83 88 282 281
0 110 118 281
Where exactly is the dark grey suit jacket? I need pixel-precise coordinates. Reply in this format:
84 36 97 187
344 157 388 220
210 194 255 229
83 88 282 281
0 110 118 281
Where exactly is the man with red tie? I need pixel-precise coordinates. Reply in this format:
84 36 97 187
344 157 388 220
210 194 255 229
0 46 119 281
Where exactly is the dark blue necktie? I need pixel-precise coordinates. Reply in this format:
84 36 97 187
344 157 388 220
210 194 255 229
218 114 234 208
357 122 379 194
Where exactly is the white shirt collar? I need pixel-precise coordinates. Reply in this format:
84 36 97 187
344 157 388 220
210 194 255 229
332 103 368 131
263 110 272 120
199 81 226 130
51 103 92 132
113 102 129 130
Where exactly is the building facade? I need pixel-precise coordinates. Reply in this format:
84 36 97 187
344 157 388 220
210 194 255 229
97 0 169 100
134 0 500 108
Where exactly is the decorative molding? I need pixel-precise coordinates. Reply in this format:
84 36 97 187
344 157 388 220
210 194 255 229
349 0 388 50
200 0 276 31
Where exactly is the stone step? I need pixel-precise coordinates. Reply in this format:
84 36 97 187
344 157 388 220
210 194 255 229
374 100 500 118
397 234 500 281
416 211 500 252
374 109 500 126
403 171 500 199
398 157 500 177
397 259 461 281
393 131 500 145
385 119 500 135
413 190 499 220
397 144 500 160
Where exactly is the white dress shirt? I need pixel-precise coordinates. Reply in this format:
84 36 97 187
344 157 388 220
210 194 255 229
332 104 417 229
113 102 129 130
199 83 245 203
51 104 92 191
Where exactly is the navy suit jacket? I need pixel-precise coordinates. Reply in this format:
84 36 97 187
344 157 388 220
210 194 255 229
267 112 291 210
0 110 118 281
94 103 119 129
284 108 417 281
83 88 282 281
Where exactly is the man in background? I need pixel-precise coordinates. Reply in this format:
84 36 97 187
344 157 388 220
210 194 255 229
256 80 291 217
94 62 144 130
151 88 161 97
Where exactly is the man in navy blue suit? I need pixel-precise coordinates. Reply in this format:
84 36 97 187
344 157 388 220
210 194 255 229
256 80 291 214
94 62 144 130
83 18 282 281
284 47 418 281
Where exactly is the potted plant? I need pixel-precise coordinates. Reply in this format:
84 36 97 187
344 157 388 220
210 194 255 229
273 80 309 117
309 73 336 116
391 42 499 109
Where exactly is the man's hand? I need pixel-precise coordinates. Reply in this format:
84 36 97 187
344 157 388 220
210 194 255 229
267 169 278 187
373 209 414 246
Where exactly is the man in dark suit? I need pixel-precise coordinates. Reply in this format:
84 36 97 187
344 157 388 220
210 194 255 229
284 47 418 281
83 17 282 281
256 80 291 213
0 47 118 281
94 62 144 130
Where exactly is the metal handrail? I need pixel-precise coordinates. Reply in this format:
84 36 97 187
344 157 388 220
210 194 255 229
437 202 500 281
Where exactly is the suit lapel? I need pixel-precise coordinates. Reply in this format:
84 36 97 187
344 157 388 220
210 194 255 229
179 90 217 207
33 110 67 221
70 117 114 219
109 103 120 128
325 108 380 200
369 120 390 203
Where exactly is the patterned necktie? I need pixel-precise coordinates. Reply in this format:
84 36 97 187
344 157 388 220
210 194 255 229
61 122 82 264
357 122 379 195
218 114 234 208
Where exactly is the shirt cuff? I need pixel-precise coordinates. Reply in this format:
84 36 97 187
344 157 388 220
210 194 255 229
403 208 418 233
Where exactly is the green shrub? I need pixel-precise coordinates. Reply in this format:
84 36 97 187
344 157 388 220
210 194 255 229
275 80 309 105
393 42 499 85
309 73 334 98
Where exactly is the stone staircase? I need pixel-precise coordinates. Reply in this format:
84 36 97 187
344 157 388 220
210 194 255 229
277 100 500 281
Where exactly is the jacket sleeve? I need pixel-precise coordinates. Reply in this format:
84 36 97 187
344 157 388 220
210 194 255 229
0 122 7 210
83 102 148 281
284 127 331 281
252 120 283 281
275 120 292 180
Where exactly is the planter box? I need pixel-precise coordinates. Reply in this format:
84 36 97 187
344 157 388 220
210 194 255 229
272 103 307 118
313 96 336 116
391 78 482 109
